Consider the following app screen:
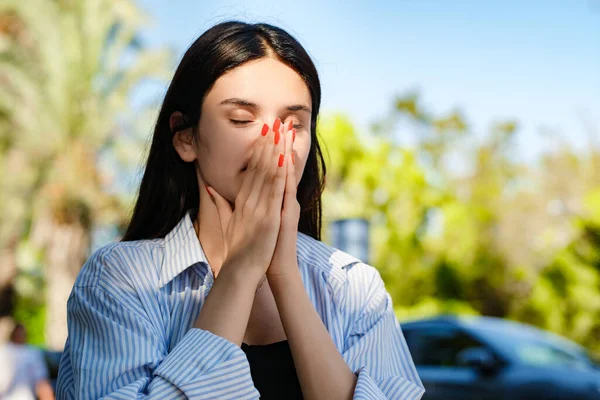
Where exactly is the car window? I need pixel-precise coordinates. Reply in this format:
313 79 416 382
589 352 600 368
514 341 589 369
471 324 594 369
405 326 485 367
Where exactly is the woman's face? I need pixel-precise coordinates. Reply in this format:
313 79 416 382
174 57 312 204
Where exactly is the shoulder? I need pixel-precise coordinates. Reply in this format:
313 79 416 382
73 238 164 291
297 232 383 297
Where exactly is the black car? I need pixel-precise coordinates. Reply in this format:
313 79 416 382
402 315 600 400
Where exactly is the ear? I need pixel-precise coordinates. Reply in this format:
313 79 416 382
171 111 197 162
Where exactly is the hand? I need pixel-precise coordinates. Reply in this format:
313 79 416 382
206 118 287 281
266 120 301 281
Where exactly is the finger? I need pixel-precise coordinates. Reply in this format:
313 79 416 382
248 118 281 210
284 120 295 162
284 120 294 167
260 119 287 215
236 122 270 208
283 141 297 215
206 185 232 235
282 122 296 205
285 119 294 139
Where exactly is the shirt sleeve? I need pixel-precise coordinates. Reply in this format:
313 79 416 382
340 263 425 400
28 347 49 383
56 260 259 399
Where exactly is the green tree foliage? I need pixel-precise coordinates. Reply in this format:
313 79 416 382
0 0 171 347
319 93 600 356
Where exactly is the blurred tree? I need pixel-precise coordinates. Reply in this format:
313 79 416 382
320 93 600 356
0 0 171 348
511 162 600 353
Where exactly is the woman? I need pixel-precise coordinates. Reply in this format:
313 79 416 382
56 21 424 400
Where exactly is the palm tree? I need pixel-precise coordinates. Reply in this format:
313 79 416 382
0 0 171 349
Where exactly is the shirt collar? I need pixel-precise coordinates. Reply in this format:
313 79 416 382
159 210 363 292
160 208 209 288
297 232 361 294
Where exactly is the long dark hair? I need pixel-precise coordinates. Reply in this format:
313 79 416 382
122 21 326 242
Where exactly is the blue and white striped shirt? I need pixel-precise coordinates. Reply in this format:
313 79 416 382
56 210 424 399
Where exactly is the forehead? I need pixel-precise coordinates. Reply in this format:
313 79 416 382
206 57 311 106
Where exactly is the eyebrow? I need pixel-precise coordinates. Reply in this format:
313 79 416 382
219 98 311 114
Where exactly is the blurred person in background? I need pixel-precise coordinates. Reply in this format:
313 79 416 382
0 323 55 400
55 21 423 399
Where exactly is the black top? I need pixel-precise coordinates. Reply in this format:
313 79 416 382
241 340 303 399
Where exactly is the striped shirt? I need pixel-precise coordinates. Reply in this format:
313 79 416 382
56 210 424 399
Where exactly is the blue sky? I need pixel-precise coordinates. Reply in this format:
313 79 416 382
134 0 600 163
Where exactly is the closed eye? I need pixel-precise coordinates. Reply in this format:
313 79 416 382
230 119 252 125
285 120 303 129
231 119 302 129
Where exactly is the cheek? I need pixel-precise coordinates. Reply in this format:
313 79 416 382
294 136 311 179
198 124 250 169
296 134 311 161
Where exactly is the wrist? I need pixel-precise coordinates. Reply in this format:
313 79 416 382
219 259 265 288
267 266 301 291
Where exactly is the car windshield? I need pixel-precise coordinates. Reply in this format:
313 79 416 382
467 320 593 369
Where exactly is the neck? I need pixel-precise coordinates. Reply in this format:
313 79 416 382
195 192 268 294
195 188 226 277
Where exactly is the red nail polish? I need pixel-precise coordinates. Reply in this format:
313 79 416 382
292 129 296 142
288 120 293 130
273 118 281 133
278 154 284 167
292 153 295 164
261 123 269 136
204 185 211 195
274 131 280 145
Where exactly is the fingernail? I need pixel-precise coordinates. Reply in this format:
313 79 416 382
278 154 284 167
292 153 295 164
204 185 211 195
261 123 269 136
288 120 293 130
273 118 281 133
274 131 280 145
292 128 296 142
